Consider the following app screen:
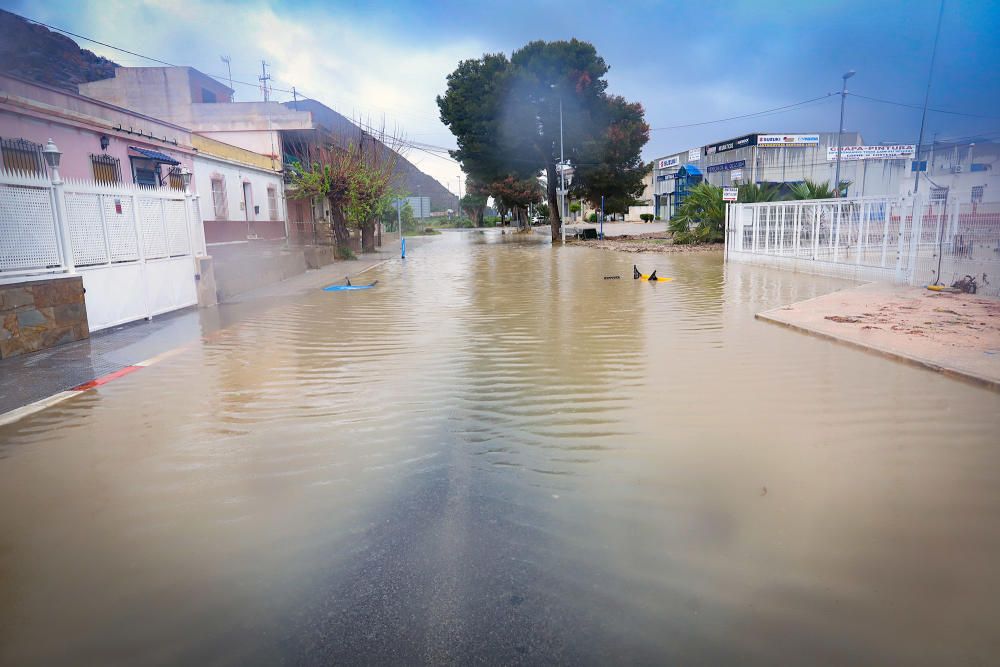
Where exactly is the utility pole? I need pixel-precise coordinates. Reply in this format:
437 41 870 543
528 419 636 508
291 86 299 110
259 60 271 102
834 69 855 198
220 55 233 101
913 0 945 194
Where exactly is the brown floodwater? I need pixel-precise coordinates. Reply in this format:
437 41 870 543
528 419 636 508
1 231 998 665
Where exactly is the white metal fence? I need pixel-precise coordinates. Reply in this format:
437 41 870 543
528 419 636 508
1 167 207 330
725 193 1000 297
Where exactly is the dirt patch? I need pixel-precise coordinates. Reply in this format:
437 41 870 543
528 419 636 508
570 234 723 254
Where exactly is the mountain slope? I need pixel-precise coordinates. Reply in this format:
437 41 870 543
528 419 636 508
0 9 116 91
284 99 455 212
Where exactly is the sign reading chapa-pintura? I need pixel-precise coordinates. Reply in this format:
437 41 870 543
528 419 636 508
704 134 757 155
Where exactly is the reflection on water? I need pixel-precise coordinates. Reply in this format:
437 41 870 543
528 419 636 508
1 231 998 664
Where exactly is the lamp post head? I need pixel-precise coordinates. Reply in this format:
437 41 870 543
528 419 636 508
843 70 856 80
42 139 61 169
179 167 192 189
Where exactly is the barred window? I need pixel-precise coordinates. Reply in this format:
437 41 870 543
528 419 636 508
1 137 45 174
91 154 121 184
168 169 185 191
267 186 279 220
971 186 984 204
211 177 228 219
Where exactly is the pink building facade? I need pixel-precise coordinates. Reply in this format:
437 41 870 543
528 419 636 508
0 74 195 187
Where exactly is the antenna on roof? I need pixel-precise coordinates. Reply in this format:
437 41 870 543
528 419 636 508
259 60 271 102
220 55 233 101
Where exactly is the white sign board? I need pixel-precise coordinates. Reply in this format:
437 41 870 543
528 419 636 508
731 169 743 181
688 147 701 161
826 145 916 161
723 186 738 202
758 134 820 147
657 156 680 169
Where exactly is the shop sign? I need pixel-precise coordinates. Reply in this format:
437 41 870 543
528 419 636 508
706 159 746 173
731 169 743 180
758 134 820 147
657 156 680 169
688 147 701 161
827 145 916 161
723 186 738 202
704 134 757 155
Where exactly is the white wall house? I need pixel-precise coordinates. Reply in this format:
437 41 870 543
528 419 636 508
192 135 287 244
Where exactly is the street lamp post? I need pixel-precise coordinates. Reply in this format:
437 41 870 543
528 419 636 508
834 70 855 198
558 95 566 244
42 139 74 273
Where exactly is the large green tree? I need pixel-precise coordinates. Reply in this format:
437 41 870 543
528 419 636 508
438 39 649 242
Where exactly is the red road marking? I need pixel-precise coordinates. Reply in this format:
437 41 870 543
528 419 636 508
72 365 142 391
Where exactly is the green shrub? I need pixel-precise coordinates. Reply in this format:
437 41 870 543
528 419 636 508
336 245 356 260
640 213 654 222
587 213 598 223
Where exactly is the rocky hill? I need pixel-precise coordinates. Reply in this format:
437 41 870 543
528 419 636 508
284 99 456 212
0 9 456 211
0 10 116 91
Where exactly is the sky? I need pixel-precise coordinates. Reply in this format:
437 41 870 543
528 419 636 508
5 0 999 192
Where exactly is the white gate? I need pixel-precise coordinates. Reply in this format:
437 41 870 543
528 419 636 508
0 168 205 331
725 193 1000 297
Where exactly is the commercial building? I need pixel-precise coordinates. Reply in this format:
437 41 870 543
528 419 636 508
651 131 920 219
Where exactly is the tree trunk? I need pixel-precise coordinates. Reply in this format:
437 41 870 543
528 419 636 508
475 206 484 226
546 162 560 241
330 204 351 248
361 219 376 253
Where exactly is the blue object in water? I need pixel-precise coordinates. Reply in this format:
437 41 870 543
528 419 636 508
323 279 378 292
401 237 406 259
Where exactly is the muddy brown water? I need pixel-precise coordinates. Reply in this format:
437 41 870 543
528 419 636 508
1 231 998 665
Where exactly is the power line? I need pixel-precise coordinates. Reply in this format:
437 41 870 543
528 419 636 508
648 94 837 131
850 92 1000 119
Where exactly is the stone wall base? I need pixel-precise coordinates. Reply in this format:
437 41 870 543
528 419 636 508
0 276 89 359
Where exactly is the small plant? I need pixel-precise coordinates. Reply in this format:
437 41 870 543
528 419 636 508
587 213 598 223
336 245 357 260
640 213 654 222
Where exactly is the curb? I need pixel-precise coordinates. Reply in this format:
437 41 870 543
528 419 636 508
0 252 406 428
755 311 1000 393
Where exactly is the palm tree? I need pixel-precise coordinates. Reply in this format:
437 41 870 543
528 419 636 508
787 179 851 200
738 182 780 203
669 182 724 244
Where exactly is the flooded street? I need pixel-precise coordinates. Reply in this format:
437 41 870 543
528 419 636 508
1 231 999 665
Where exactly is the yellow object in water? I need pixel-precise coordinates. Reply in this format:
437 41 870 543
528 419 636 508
633 265 673 282
927 284 959 292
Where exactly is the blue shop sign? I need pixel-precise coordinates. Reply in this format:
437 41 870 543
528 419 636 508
707 159 746 173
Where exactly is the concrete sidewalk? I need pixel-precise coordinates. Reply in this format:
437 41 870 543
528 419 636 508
757 282 1000 390
0 238 415 418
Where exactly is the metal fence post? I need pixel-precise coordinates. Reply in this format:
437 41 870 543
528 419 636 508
812 205 819 260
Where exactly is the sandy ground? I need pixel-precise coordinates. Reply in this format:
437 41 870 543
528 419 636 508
758 282 1000 389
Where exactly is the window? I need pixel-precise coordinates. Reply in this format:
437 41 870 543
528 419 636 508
211 177 228 219
90 154 121 184
930 186 949 202
267 186 279 220
1 137 45 174
971 186 984 204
